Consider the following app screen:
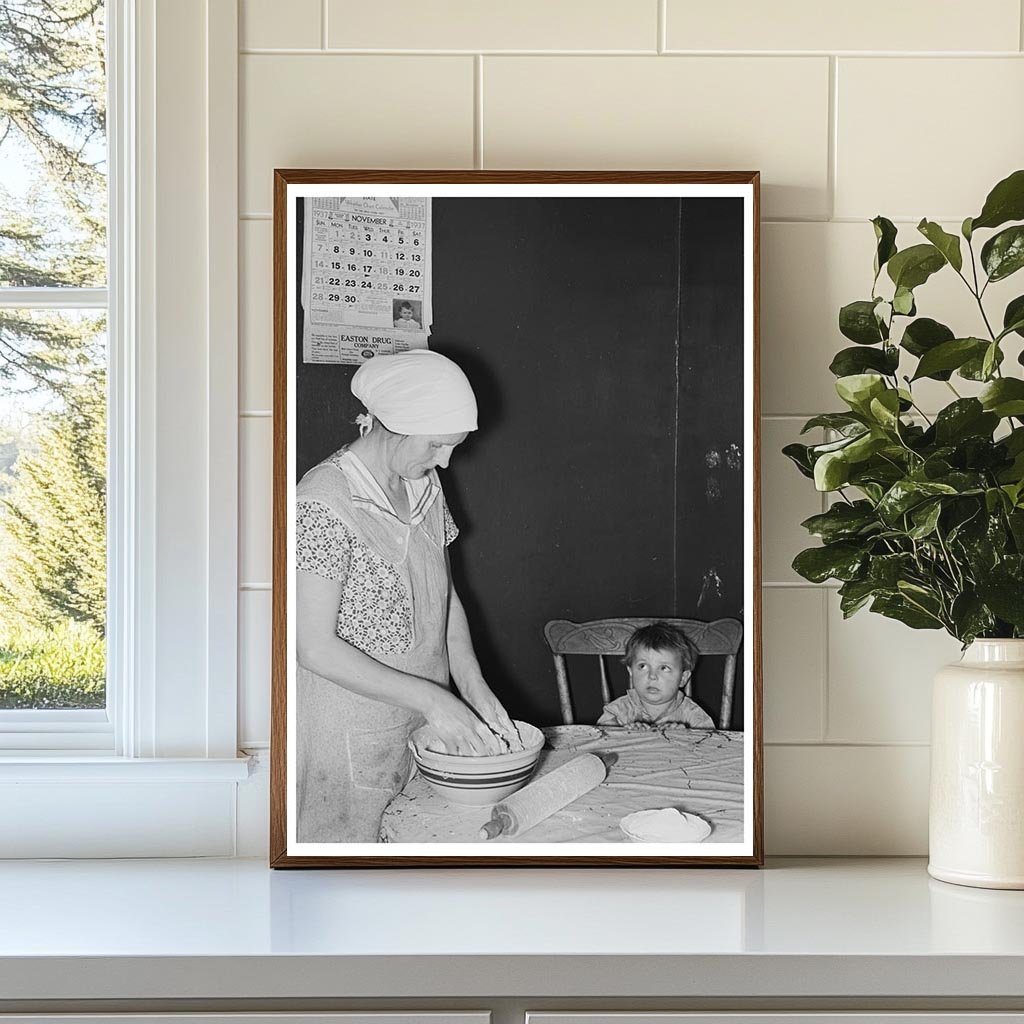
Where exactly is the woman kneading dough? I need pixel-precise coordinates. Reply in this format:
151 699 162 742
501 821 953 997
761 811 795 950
295 349 519 842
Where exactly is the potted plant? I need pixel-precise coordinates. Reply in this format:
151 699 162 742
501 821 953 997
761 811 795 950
785 169 1024 889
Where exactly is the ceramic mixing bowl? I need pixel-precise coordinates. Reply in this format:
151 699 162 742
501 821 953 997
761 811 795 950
409 720 544 806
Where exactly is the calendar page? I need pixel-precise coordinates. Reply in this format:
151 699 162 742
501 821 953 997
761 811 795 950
301 196 432 364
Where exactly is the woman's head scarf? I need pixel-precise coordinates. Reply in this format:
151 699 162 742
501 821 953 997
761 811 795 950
351 350 478 436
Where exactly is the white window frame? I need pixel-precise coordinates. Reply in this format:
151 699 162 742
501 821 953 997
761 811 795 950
0 0 248 857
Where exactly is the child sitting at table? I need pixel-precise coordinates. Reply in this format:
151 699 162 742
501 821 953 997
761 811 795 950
597 622 715 730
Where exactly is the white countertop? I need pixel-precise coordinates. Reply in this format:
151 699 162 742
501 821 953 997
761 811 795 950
2 857 1024 1001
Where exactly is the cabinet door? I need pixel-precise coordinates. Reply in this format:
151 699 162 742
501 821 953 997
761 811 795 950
527 1016 1024 1024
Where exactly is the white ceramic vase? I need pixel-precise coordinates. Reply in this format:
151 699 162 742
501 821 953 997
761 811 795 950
929 639 1024 889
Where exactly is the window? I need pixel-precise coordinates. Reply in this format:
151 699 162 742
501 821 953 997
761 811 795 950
0 0 110 747
0 0 244 856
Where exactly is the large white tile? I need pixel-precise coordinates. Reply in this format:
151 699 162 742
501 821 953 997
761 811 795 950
827 598 962 744
241 55 474 214
762 221 1022 416
328 0 657 51
761 418 824 584
240 416 273 586
836 59 1024 221
666 0 1020 52
483 56 830 219
239 589 272 746
762 587 824 743
765 744 929 854
240 219 272 411
241 0 321 50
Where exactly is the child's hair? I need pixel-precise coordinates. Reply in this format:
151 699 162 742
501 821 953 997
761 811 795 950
623 621 697 672
398 302 414 313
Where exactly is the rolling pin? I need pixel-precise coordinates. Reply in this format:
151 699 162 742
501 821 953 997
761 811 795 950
479 752 617 840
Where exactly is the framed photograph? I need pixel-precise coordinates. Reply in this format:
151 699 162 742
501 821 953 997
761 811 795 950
271 170 762 867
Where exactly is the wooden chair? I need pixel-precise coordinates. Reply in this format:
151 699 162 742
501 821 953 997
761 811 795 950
543 617 743 729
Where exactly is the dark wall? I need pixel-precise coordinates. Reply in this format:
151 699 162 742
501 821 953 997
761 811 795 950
295 197 746 728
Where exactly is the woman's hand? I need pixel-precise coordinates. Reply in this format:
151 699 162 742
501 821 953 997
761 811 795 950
422 687 507 756
457 678 524 752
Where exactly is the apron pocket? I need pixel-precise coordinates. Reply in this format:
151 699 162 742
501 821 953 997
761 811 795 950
347 719 416 793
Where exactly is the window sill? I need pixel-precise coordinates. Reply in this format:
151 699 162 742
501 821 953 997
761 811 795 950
0 754 252 782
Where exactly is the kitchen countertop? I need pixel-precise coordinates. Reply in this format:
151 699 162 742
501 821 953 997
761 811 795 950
2 857 1024 1003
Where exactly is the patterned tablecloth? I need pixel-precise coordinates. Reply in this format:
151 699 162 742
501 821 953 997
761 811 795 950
381 725 745 844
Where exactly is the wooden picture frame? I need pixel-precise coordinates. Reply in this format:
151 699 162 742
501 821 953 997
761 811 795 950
271 170 762 867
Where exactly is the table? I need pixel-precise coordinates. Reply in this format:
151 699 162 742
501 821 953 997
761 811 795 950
381 725 745 843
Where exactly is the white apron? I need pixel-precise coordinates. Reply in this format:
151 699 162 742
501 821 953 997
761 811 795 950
295 454 452 842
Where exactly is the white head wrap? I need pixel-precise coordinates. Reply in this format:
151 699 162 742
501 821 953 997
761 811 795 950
351 350 478 436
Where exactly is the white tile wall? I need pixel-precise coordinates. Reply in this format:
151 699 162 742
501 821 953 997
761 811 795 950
241 0 321 50
665 0 1021 53
240 54 475 213
326 0 658 52
483 56 831 219
826 601 962 744
835 58 1024 221
235 2 1024 854
762 588 825 744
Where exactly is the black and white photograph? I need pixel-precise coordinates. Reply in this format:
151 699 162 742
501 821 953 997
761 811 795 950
272 171 762 867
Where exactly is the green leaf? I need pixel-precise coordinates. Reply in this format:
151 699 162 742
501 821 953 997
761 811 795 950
800 412 866 435
959 344 1004 381
900 317 954 360
911 338 988 381
917 219 963 272
908 500 942 540
887 244 946 291
792 543 865 584
838 579 880 618
800 501 879 543
962 216 974 241
1008 508 1024 548
814 450 851 491
1002 295 1024 340
855 482 885 504
849 457 908 489
872 216 898 277
836 373 887 413
839 300 886 345
985 487 1009 514
950 592 996 644
932 470 987 494
877 479 958 524
980 378 1024 418
951 505 1007 574
809 433 865 456
933 398 999 444
981 225 1024 283
868 389 902 430
845 431 888 466
782 442 815 479
976 578 1024 629
871 594 943 630
892 286 916 316
982 341 1000 381
868 552 915 587
971 169 1024 232
829 345 899 378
